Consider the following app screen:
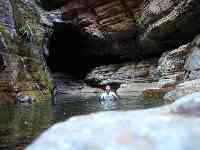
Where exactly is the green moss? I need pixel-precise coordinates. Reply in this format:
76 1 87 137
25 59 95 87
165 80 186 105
0 23 17 51
9 0 53 101
135 15 145 32
41 71 53 91
17 70 32 82
24 90 45 101
16 58 53 100
11 0 44 56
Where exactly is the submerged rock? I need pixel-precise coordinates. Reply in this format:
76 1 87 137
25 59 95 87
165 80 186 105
27 92 200 150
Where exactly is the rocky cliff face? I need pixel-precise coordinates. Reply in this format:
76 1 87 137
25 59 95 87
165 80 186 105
139 0 200 57
58 0 200 58
0 0 52 104
60 0 142 60
59 0 200 100
1 0 200 103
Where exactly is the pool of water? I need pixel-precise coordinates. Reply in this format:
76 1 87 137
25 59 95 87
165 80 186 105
0 73 168 149
0 94 167 150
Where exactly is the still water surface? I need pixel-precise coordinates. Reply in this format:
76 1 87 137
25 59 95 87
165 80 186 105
0 95 165 150
0 74 166 149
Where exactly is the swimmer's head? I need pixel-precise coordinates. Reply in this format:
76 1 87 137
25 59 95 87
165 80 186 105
105 85 111 93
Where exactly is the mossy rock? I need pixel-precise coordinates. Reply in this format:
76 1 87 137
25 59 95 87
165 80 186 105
11 0 44 57
0 0 54 102
0 23 17 51
23 90 48 101
0 92 15 104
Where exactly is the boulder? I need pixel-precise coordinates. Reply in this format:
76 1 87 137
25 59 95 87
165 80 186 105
85 60 158 88
170 92 200 116
142 78 176 99
142 42 193 100
27 92 200 150
157 44 190 76
185 34 200 80
164 79 200 101
117 82 158 97
16 93 34 104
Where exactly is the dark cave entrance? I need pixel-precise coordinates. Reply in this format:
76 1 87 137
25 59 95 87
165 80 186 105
46 22 130 78
46 22 92 78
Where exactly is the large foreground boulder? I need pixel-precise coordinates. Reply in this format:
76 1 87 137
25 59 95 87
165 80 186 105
27 92 200 150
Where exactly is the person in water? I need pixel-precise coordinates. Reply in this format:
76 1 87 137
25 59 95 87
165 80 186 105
100 85 119 101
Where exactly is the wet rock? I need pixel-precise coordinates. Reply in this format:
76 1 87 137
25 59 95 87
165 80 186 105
164 79 200 101
53 73 103 102
117 82 158 97
85 64 122 87
185 34 200 80
16 93 34 104
170 92 200 116
142 78 176 99
27 92 200 150
40 9 62 27
85 60 159 88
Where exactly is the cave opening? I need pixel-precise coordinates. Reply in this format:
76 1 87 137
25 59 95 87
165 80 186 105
46 22 86 77
46 22 129 78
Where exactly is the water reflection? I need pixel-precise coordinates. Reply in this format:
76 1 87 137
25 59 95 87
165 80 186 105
0 102 55 150
99 100 120 110
0 94 166 150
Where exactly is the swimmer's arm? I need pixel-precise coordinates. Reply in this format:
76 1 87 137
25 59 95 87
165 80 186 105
112 92 119 100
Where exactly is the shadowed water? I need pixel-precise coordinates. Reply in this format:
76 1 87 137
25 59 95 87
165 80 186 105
0 74 167 150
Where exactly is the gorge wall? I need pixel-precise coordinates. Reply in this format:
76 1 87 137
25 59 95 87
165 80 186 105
0 0 52 104
58 0 200 58
1 0 200 103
